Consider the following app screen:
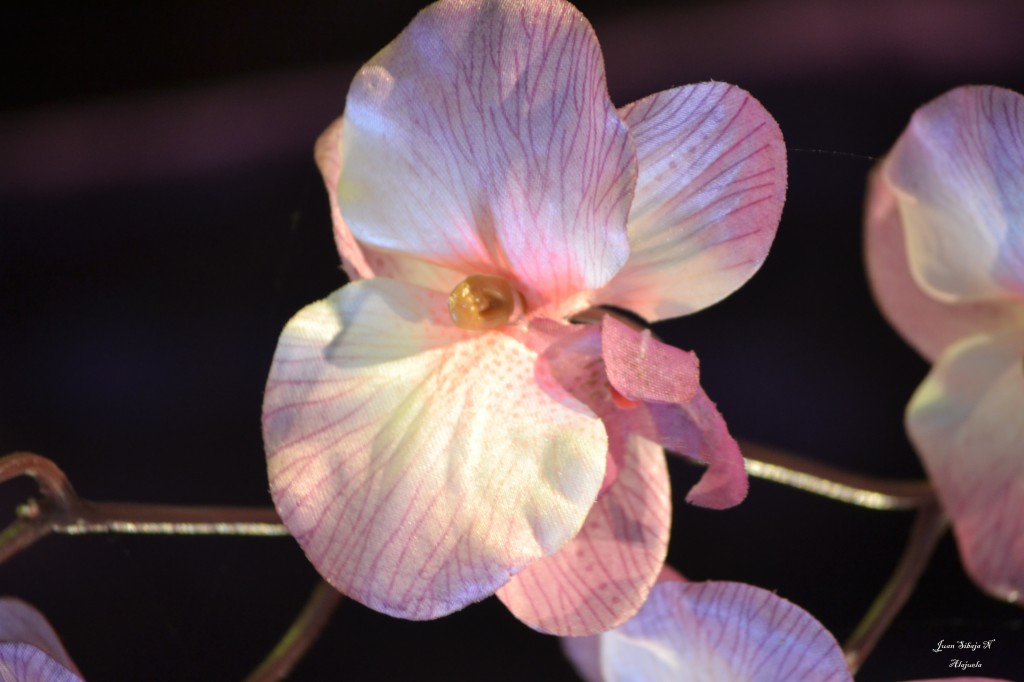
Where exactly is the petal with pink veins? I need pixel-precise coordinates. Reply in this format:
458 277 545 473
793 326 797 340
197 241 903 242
497 434 670 636
0 599 82 681
601 315 699 404
594 581 852 682
864 166 1022 362
885 86 1024 302
337 0 636 310
263 278 608 619
595 82 786 321
906 333 1024 604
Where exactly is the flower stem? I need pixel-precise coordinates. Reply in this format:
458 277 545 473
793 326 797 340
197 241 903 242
737 439 935 510
842 502 948 673
242 580 343 682
0 451 286 566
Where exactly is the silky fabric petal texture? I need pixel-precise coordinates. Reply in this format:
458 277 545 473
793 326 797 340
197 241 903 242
864 166 1023 362
338 0 636 313
263 279 607 619
536 316 747 511
886 86 1024 303
597 581 852 682
594 82 786 321
907 333 1024 604
496 435 670 635
316 118 468 293
0 599 82 682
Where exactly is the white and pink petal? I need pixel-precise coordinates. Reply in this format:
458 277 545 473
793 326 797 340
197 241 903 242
497 434 670 636
885 86 1024 303
337 0 636 310
263 279 608 619
579 580 853 682
595 82 786 321
864 166 1023 362
906 333 1024 604
0 599 82 681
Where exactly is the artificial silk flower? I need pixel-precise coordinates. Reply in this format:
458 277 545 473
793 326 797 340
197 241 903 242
865 85 1024 605
561 569 853 682
0 598 83 682
263 0 785 634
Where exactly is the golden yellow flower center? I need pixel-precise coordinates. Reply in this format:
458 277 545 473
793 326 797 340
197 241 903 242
448 274 522 330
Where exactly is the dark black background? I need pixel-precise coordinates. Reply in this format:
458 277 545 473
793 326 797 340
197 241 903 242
2 0 1023 680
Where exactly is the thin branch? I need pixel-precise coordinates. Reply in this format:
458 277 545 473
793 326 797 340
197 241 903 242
738 439 935 510
843 503 949 673
242 580 343 682
0 452 287 566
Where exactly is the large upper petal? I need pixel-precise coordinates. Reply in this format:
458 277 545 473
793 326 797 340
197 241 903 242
263 278 607 619
594 581 852 682
864 165 1023 362
0 599 82 682
594 82 786 321
496 434 670 636
337 0 636 310
906 333 1024 604
885 86 1024 303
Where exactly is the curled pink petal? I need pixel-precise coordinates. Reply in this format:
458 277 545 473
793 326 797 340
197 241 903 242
907 333 1024 604
595 581 852 682
864 166 1021 362
263 279 607 619
596 82 786 321
497 435 670 635
885 86 1024 302
601 315 699 404
338 0 636 310
540 317 747 510
0 599 83 681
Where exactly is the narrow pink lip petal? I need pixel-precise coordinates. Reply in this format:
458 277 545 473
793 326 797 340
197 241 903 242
0 598 83 680
263 279 607 619
337 0 636 310
497 435 670 636
907 333 1024 604
864 165 1022 362
595 82 786 321
886 85 1024 302
601 315 699 404
598 581 853 682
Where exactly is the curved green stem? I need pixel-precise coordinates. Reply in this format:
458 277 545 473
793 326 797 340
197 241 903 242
242 580 343 682
843 503 949 673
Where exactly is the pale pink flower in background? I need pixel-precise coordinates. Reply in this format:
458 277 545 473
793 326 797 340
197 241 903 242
263 0 785 634
561 568 854 682
865 85 1024 605
0 599 83 682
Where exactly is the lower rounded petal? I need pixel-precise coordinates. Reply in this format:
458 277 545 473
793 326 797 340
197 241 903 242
497 435 670 636
263 280 607 619
907 334 1024 604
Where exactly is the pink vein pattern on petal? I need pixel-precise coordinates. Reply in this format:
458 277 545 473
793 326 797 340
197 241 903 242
497 435 670 636
0 599 82 681
907 333 1024 604
263 279 607 619
595 82 786 321
338 0 636 310
886 86 1024 302
599 581 853 682
864 166 1022 362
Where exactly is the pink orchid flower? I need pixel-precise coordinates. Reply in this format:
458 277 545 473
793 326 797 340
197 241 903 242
263 0 785 634
0 598 83 682
561 569 854 682
865 85 1024 605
